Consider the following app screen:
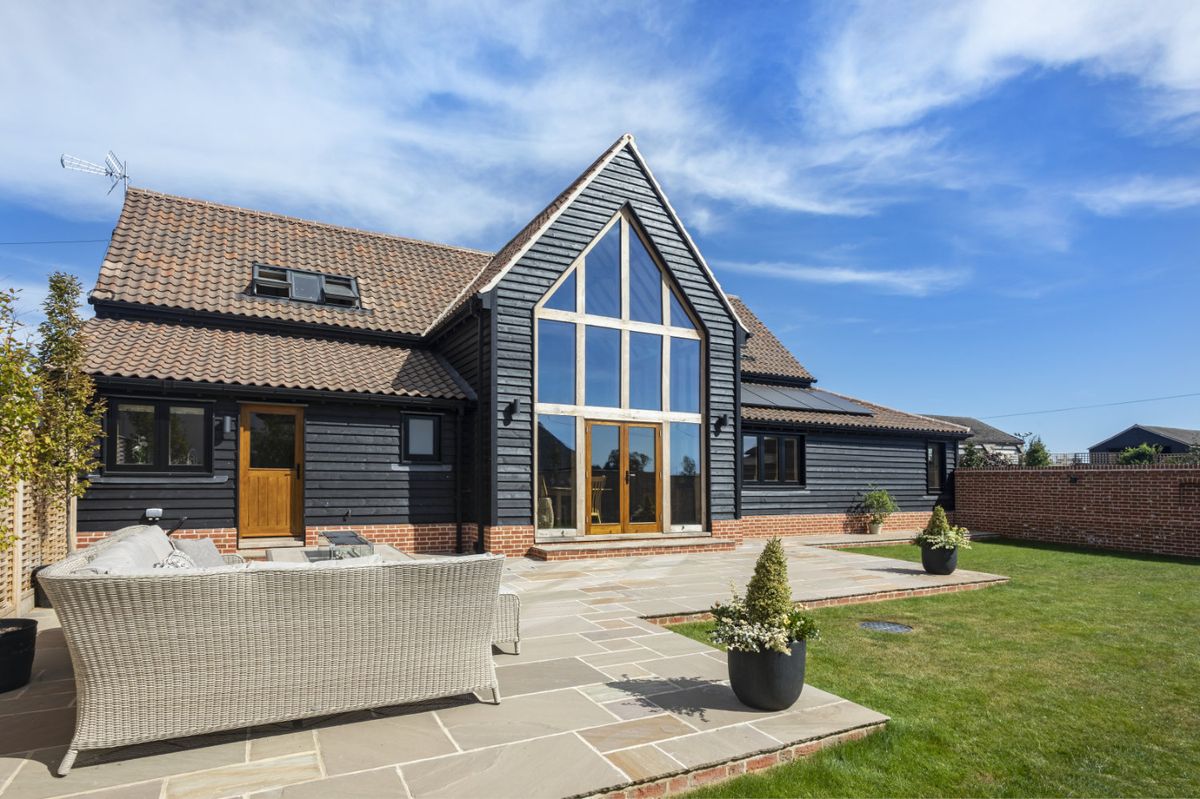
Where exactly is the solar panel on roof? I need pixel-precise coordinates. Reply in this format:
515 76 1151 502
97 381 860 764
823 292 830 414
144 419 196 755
740 383 872 416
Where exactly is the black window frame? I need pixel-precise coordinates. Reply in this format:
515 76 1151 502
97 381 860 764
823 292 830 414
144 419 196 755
401 413 442 463
926 441 947 494
252 263 361 308
105 400 213 474
741 432 806 486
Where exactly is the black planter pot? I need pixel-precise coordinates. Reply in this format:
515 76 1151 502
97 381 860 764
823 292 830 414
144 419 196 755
0 618 38 694
728 640 806 711
921 543 958 575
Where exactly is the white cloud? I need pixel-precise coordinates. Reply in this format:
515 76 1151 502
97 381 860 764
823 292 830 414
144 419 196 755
809 0 1200 135
717 261 968 297
1075 175 1200 215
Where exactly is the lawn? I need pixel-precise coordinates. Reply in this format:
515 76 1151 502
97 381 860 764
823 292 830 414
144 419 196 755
670 540 1200 798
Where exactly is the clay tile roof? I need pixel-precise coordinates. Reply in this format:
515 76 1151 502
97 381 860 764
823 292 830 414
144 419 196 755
83 317 470 400
743 391 972 436
728 297 814 382
91 188 492 336
924 415 1023 446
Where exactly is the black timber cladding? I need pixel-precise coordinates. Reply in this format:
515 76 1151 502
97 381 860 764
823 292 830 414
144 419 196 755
489 145 739 526
739 429 959 517
78 392 463 533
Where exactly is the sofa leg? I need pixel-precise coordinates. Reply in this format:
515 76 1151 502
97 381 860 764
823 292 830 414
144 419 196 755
489 686 501 704
57 748 78 777
513 640 520 655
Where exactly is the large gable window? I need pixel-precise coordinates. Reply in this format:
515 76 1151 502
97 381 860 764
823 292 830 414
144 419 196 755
252 264 361 308
534 210 704 534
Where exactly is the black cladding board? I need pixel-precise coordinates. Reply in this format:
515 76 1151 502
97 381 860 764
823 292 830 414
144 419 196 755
740 383 871 416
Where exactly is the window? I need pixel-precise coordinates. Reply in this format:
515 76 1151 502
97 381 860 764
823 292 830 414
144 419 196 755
670 291 694 329
537 319 575 405
585 325 620 407
252 264 360 308
926 441 946 493
107 401 212 473
584 226 621 318
671 423 702 526
402 414 440 461
670 338 700 412
742 432 805 485
544 270 576 312
629 332 662 410
537 416 576 530
628 232 662 323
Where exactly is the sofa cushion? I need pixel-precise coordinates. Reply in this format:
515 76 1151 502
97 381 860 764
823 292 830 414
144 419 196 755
247 554 385 571
171 538 226 568
154 549 197 569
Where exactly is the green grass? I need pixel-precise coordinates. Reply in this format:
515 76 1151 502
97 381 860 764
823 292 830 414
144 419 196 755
670 541 1200 798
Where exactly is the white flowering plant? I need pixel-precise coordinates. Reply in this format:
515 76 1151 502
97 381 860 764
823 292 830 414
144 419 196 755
709 538 818 654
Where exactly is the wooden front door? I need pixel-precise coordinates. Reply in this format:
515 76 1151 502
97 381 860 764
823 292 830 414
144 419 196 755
586 421 661 535
239 404 304 538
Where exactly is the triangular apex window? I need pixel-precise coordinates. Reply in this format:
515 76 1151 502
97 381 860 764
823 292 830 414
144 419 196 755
544 270 576 312
670 290 694 329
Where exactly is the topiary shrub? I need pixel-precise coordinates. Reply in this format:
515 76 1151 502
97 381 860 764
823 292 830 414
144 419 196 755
1022 436 1051 467
711 538 818 653
915 506 971 551
861 486 898 524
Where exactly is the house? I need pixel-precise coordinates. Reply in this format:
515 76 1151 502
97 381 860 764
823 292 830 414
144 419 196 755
1088 425 1200 457
925 415 1024 463
78 134 969 559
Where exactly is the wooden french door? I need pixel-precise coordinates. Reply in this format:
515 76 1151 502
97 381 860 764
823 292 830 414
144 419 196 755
238 404 304 538
585 421 661 535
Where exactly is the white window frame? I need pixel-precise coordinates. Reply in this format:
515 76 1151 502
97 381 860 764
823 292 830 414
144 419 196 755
533 210 706 536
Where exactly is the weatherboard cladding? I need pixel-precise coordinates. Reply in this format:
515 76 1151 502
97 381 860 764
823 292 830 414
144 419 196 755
739 431 958 517
79 399 462 533
490 145 739 526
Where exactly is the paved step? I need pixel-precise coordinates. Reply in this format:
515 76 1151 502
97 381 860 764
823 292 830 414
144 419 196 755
529 536 737 561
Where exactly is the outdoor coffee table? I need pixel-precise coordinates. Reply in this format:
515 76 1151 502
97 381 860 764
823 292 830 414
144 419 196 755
265 542 416 563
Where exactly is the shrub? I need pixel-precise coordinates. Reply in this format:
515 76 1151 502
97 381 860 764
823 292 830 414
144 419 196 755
1022 436 1051 467
915 506 971 551
0 289 39 552
1117 443 1161 465
861 486 898 524
959 442 1009 468
711 537 818 654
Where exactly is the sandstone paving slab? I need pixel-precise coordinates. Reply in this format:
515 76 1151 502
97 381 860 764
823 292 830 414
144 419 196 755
400 732 625 799
247 728 317 762
636 633 719 657
497 632 606 663
495 657 610 697
582 627 655 642
601 697 671 721
657 724 782 769
0 708 76 755
317 709 457 775
521 613 604 637
252 765 408 798
641 653 730 686
69 780 165 799
581 649 661 668
648 683 783 730
580 676 691 704
433 688 614 750
163 752 321 799
578 714 696 753
597 637 655 652
605 744 684 781
598 663 654 682
3 735 247 799
752 700 889 742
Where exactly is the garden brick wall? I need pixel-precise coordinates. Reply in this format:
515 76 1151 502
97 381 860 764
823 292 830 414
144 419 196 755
715 511 937 539
955 467 1200 558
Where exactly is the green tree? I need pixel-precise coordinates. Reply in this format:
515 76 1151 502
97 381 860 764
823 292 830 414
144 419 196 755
1022 436 1052 467
32 273 104 503
0 289 39 551
1117 443 1161 465
745 537 793 624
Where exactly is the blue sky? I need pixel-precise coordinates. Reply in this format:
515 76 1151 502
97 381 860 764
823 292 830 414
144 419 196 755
1 1 1197 451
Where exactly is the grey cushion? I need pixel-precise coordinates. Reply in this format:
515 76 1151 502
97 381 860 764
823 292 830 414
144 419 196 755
171 538 226 568
154 549 196 569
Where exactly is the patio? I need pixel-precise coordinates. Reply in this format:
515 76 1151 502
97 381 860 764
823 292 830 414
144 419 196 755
0 542 1006 799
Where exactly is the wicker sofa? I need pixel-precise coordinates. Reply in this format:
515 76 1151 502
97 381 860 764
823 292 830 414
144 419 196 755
39 526 506 776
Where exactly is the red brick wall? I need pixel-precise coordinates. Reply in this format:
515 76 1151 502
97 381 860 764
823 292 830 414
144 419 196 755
714 511 937 540
77 523 462 554
956 467 1200 558
483 525 536 557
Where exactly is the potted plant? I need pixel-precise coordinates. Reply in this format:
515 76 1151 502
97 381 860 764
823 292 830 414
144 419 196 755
861 486 897 535
711 538 819 711
914 506 970 575
0 619 38 693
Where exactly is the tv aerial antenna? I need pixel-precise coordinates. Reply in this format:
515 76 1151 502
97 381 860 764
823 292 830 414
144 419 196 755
60 150 129 195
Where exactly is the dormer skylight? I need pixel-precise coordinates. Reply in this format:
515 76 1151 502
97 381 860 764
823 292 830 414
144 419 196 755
252 264 360 308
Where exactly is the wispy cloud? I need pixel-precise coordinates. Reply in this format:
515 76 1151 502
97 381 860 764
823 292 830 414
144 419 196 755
718 261 969 297
808 0 1200 136
1075 175 1200 215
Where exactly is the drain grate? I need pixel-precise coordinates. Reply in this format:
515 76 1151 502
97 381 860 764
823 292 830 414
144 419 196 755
860 621 913 634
